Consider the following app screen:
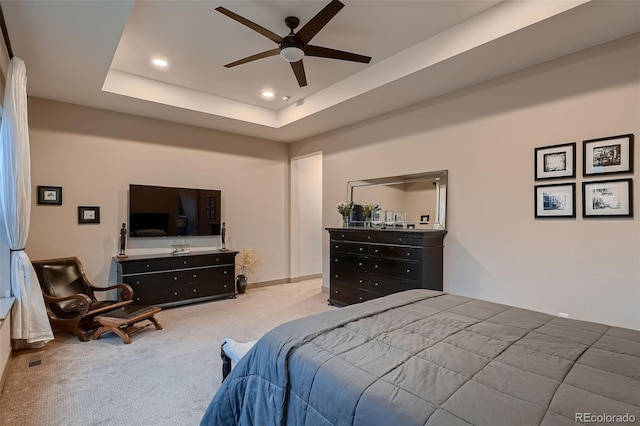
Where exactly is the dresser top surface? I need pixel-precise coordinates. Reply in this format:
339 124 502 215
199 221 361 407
113 249 238 263
326 227 447 235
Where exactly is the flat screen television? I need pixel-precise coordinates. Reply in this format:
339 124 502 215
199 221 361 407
128 184 221 237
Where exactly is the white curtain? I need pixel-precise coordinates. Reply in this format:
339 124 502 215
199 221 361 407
0 57 53 344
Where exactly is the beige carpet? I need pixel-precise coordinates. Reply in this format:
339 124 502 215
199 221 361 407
0 279 333 426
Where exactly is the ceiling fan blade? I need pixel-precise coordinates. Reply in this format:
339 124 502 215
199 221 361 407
224 49 280 68
294 0 344 46
215 7 283 44
290 60 307 87
305 45 371 63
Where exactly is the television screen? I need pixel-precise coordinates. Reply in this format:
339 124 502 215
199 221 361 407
129 184 221 237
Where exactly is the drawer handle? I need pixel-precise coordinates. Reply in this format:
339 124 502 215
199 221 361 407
174 276 178 280
136 281 140 285
359 279 363 284
359 248 363 251
367 236 371 240
224 270 228 274
335 244 339 249
335 259 339 262
341 234 344 238
374 249 379 253
193 289 197 293
174 292 178 295
193 274 197 278
374 265 379 269
335 290 339 294
407 252 411 256
358 262 362 266
359 297 363 301
374 282 379 287
407 269 411 273
184 260 187 265
146 264 150 268
136 297 140 301
399 238 403 242
335 274 339 278
224 284 227 288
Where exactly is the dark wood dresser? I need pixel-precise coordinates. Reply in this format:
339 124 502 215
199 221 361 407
114 250 237 308
327 228 446 306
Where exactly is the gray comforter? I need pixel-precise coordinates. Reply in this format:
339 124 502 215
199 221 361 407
201 290 640 425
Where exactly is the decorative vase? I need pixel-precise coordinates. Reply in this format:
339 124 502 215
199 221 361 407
342 215 349 228
236 275 248 294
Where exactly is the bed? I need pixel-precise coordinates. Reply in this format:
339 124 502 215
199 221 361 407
201 290 640 425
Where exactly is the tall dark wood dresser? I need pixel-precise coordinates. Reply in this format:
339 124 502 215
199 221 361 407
327 228 446 306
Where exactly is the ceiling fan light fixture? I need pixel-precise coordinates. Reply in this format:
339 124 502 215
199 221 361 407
280 46 304 63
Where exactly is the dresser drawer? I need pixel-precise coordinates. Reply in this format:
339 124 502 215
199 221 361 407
330 282 368 305
369 277 421 297
121 253 235 275
330 241 368 255
331 254 368 274
370 258 421 281
369 244 421 260
369 233 422 246
330 231 372 242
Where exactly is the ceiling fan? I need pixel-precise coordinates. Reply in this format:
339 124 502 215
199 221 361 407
215 0 372 87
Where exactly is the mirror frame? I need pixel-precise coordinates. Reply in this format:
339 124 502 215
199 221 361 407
347 170 448 229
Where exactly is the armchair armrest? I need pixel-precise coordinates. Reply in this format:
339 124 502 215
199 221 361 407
88 283 134 302
42 293 93 316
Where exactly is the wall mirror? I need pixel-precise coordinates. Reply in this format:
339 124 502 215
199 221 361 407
347 170 448 230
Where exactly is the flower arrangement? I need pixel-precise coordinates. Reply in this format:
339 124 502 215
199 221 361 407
362 203 377 219
336 201 354 227
335 201 354 217
236 248 259 277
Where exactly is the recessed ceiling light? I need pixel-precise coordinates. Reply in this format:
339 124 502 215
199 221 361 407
152 58 168 68
262 91 275 98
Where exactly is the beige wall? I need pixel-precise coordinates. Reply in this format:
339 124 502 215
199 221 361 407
27 99 290 286
291 34 640 329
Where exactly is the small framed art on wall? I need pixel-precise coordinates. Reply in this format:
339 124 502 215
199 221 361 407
78 206 100 224
534 142 576 180
534 183 576 218
583 134 633 176
583 179 633 218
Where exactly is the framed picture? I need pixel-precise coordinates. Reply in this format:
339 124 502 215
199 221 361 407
534 183 576 218
420 214 430 224
37 186 62 205
534 142 576 180
78 206 100 224
583 179 633 218
583 134 634 176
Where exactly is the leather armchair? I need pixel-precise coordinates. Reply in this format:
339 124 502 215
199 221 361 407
32 256 134 342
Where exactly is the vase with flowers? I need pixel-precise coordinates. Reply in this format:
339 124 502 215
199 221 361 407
362 203 377 226
235 248 259 294
335 201 354 227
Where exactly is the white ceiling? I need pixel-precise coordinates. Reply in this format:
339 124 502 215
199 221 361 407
2 0 640 143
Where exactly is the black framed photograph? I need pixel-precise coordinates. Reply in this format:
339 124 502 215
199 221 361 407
37 186 62 205
583 134 633 176
534 142 576 180
419 214 430 224
583 179 633 218
534 183 576 218
78 206 100 224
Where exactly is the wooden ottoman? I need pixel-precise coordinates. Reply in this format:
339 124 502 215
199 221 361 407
94 305 162 344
